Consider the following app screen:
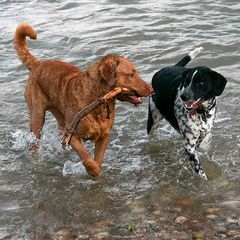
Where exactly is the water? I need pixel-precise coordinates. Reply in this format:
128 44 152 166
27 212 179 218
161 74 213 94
0 0 240 239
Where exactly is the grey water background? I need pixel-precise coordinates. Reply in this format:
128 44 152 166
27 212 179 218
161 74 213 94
0 0 240 239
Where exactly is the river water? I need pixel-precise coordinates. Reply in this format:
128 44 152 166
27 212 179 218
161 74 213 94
0 0 239 239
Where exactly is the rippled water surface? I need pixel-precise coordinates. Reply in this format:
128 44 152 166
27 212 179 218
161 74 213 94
0 0 240 239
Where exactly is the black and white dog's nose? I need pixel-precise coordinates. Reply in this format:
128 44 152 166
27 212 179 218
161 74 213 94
180 92 189 101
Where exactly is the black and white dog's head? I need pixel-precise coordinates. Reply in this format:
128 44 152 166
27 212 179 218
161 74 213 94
179 67 227 111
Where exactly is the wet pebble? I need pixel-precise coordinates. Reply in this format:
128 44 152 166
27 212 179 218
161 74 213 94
93 232 109 239
156 230 190 239
226 230 240 237
213 223 227 234
130 201 145 214
206 207 220 214
144 220 161 232
152 209 161 216
96 219 113 227
206 214 218 220
176 198 196 207
173 207 182 212
219 234 227 239
175 216 188 224
54 228 75 240
187 220 202 231
159 217 167 222
194 228 215 239
76 235 90 240
226 217 238 224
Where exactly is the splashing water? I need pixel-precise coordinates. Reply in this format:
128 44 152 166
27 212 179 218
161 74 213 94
11 129 36 151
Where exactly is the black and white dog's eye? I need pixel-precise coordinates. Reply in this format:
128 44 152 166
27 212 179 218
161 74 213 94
197 81 204 88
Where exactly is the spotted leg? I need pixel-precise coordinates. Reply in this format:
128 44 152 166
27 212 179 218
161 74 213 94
147 96 163 135
184 132 208 180
196 130 208 148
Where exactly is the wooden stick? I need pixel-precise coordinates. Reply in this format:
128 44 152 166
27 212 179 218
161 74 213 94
61 87 129 148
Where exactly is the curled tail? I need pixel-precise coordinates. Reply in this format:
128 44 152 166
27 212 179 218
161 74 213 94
14 23 40 71
175 47 203 67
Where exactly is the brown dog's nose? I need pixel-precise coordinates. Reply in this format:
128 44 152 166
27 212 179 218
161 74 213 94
140 80 153 97
148 84 154 95
144 81 153 95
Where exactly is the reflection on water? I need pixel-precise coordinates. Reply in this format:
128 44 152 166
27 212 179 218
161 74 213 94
0 0 240 238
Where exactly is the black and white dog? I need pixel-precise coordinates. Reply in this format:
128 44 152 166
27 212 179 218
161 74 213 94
147 47 227 180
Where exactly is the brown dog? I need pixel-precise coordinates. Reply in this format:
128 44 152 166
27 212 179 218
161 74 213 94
14 23 153 177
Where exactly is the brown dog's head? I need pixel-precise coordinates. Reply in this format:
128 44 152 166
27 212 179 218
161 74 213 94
99 55 153 105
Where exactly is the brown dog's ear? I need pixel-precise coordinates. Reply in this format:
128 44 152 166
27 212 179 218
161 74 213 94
99 57 119 87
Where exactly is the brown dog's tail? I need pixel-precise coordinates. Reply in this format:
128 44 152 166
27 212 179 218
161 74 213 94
14 23 40 71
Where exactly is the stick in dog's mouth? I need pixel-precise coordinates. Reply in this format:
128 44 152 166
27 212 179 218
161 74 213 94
117 89 143 105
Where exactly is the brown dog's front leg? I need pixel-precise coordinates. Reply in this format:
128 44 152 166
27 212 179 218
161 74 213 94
70 135 100 177
94 135 109 169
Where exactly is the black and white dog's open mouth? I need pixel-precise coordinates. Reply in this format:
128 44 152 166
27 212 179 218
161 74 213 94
183 98 204 111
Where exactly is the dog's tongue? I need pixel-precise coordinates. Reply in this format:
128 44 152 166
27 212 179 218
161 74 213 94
129 96 143 105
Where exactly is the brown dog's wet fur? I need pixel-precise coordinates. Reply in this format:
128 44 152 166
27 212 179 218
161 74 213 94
14 23 153 177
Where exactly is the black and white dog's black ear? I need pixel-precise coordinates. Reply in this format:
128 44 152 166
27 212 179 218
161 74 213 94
180 69 190 90
211 70 227 96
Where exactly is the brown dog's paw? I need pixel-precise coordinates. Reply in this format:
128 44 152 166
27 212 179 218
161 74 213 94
29 140 40 153
83 159 101 177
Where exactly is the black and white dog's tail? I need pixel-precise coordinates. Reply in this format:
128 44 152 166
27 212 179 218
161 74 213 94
175 47 203 67
147 47 203 135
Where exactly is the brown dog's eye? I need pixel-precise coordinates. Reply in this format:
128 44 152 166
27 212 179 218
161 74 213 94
128 72 134 77
130 69 136 77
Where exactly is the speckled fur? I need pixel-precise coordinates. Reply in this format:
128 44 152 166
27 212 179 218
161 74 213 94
149 91 216 180
147 48 227 180
174 91 216 179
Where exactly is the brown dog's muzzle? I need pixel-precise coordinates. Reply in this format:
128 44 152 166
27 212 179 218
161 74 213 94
116 77 153 105
138 78 154 96
129 77 153 97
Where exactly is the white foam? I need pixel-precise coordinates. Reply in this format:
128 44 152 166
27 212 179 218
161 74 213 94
62 160 85 176
11 129 36 151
